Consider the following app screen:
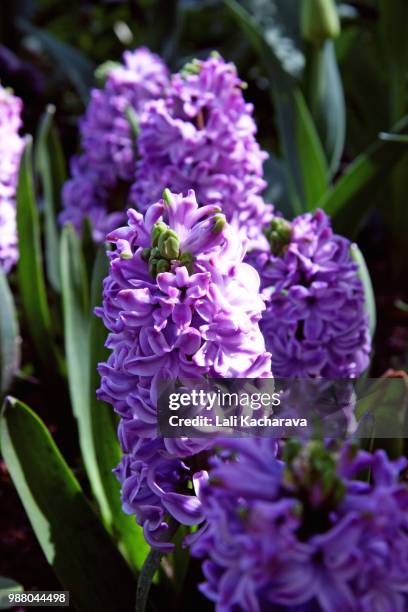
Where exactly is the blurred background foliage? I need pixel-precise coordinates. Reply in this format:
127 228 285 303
1 1 407 241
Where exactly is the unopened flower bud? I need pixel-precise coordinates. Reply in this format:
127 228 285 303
141 247 151 262
117 239 133 259
212 214 226 234
119 251 133 260
94 61 122 85
301 0 340 46
180 58 201 78
148 258 158 277
151 221 168 247
265 218 292 256
162 188 173 206
158 230 180 259
156 259 171 274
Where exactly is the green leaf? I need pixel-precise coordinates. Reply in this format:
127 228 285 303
35 105 66 293
263 154 295 219
0 397 136 612
81 217 97 284
94 60 121 86
274 87 329 212
224 0 302 80
0 576 23 610
125 105 140 144
16 137 63 377
61 232 148 569
378 2 408 254
0 270 20 396
379 0 408 124
395 299 408 313
379 132 408 144
60 225 106 509
227 0 304 79
18 20 94 103
60 224 90 425
89 247 149 570
318 116 408 235
224 0 328 212
350 244 376 339
306 41 346 175
354 377 407 459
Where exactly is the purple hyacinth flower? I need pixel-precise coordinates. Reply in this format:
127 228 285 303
0 84 23 273
96 189 272 548
249 210 371 378
191 439 408 612
60 47 169 240
131 53 273 250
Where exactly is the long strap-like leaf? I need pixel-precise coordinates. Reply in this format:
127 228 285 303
0 397 136 612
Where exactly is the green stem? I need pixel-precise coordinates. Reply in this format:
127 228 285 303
135 518 179 612
135 548 163 612
305 42 326 121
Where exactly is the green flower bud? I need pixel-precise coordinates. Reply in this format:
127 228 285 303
125 105 140 141
265 218 292 256
141 247 151 262
212 214 226 234
156 259 171 274
150 246 160 259
158 230 180 260
301 0 340 46
94 61 121 85
162 188 173 205
148 258 158 277
119 251 133 260
151 221 168 247
180 58 201 77
116 239 133 260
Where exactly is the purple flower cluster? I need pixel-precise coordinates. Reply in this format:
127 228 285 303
131 54 272 249
60 48 168 241
250 209 371 377
192 439 408 612
96 189 271 548
0 84 23 273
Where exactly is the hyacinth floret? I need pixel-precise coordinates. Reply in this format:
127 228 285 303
250 209 371 378
96 189 272 548
132 53 273 249
60 47 169 241
0 84 24 273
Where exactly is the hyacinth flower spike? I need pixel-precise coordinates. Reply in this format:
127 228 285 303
0 84 24 273
132 53 273 250
249 209 371 378
96 189 272 549
60 47 169 241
